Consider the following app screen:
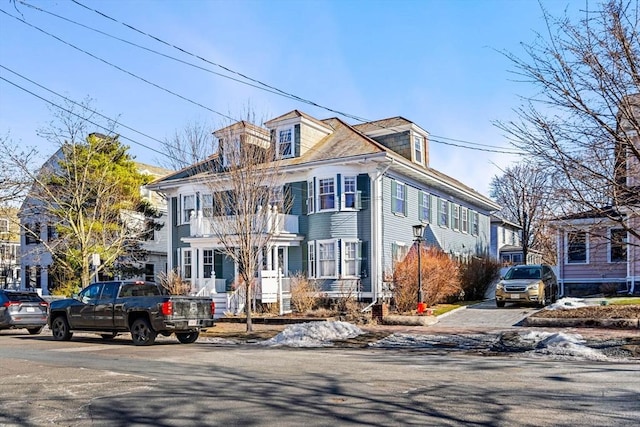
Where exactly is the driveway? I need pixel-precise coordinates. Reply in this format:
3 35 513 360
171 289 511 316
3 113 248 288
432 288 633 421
431 299 538 332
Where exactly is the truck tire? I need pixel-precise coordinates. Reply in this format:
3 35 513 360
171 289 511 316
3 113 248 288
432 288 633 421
51 315 73 341
131 318 157 346
176 331 199 344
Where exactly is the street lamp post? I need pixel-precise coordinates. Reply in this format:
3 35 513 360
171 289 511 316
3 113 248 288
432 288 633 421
413 224 425 313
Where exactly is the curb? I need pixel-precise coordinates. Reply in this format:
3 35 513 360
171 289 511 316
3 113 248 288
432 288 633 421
524 317 640 329
381 314 438 326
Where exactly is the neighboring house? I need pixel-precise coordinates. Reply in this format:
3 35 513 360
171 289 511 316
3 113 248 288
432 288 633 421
19 148 170 295
0 207 21 289
147 110 500 311
552 98 640 297
490 214 542 266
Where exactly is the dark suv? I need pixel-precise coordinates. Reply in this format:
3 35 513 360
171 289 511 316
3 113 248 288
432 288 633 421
495 265 558 308
0 289 49 334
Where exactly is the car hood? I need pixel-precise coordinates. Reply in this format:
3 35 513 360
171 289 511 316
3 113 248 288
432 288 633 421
500 279 540 286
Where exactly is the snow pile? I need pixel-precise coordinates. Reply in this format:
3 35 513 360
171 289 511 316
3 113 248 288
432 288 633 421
260 321 364 347
369 333 498 350
547 297 589 310
519 331 609 361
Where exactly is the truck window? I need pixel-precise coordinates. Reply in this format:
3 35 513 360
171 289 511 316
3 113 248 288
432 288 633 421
100 282 120 299
118 283 161 297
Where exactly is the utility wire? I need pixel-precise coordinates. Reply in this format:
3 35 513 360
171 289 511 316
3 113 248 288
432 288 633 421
65 0 521 155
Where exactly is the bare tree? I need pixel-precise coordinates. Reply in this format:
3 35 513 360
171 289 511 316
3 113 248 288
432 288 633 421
489 162 553 263
194 117 290 332
0 133 39 207
496 0 640 242
157 120 216 170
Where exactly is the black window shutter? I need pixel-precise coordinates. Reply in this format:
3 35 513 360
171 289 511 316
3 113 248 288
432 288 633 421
294 124 301 157
172 197 178 226
301 181 308 215
336 173 342 210
360 241 368 278
357 174 369 210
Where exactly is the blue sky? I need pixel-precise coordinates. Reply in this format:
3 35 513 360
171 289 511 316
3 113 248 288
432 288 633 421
0 0 581 196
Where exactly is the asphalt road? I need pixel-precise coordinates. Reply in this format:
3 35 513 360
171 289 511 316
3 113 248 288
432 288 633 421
1 331 639 426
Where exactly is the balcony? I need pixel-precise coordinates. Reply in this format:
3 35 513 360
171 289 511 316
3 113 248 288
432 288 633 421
189 206 299 237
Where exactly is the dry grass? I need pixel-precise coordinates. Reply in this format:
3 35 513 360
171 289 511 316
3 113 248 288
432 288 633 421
532 305 640 319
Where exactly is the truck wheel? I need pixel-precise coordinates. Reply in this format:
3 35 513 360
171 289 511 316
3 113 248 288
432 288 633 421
51 316 73 341
176 331 199 344
27 327 44 335
131 318 157 346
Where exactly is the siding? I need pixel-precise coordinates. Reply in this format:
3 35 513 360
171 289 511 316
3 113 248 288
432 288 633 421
371 131 411 161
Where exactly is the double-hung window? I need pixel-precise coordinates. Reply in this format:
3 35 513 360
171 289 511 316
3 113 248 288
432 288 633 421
278 128 293 158
183 249 192 279
342 240 361 277
202 194 214 217
567 231 587 264
343 176 357 209
414 135 424 165
392 180 407 215
318 240 337 278
307 242 316 278
461 208 468 233
318 178 335 211
471 211 479 235
307 181 315 214
182 194 195 224
610 228 626 262
391 242 409 268
203 249 214 278
419 191 430 222
438 199 449 227
452 205 460 230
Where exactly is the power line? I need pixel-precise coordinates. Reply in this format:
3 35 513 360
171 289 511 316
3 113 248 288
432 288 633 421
65 0 520 155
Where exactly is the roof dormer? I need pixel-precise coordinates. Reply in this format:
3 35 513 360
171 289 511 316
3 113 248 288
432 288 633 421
264 110 332 159
213 120 270 167
353 117 430 167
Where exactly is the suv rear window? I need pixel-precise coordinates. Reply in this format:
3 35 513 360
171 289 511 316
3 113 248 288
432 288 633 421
6 293 43 303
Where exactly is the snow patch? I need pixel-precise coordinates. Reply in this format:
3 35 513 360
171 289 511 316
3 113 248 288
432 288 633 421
260 321 364 347
547 297 589 310
519 331 609 361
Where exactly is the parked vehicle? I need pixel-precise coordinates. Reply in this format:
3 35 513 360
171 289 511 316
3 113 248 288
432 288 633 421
495 265 558 308
48 281 215 346
0 289 49 334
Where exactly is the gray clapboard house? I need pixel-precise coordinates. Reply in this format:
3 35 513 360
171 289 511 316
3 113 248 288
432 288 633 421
146 111 500 312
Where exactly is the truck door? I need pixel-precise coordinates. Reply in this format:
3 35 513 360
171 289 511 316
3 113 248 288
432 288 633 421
93 282 120 329
69 283 104 328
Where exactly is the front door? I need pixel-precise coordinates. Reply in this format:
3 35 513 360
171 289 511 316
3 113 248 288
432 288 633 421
93 282 120 329
69 283 103 328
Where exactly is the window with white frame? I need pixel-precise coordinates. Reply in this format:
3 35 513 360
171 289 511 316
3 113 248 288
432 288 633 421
278 128 293 158
452 204 460 230
183 249 192 279
318 178 335 211
201 194 214 217
0 219 8 233
438 199 449 227
318 240 337 278
182 194 195 224
567 231 587 264
414 135 424 165
203 249 214 278
609 228 627 262
307 181 315 214
307 241 316 278
342 240 361 277
222 137 240 167
391 242 409 268
419 191 430 222
343 176 357 209
471 211 479 235
392 180 406 215
461 208 468 233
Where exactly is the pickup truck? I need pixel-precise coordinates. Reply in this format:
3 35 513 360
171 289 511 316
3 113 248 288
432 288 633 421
48 280 215 346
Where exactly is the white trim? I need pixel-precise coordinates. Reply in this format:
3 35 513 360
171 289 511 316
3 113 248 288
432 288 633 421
341 239 362 278
317 176 337 212
413 134 425 166
565 230 589 264
276 127 294 159
317 239 338 279
181 194 195 224
341 175 358 211
608 227 627 263
307 180 315 214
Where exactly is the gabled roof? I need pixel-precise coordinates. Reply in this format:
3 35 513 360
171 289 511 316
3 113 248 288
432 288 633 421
352 117 414 133
264 109 332 131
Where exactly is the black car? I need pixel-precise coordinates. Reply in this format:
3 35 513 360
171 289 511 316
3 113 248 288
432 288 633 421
0 289 49 334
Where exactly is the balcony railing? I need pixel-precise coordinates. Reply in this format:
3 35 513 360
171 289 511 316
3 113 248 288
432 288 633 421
189 206 298 237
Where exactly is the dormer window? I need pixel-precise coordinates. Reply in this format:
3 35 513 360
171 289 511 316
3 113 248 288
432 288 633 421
414 135 424 165
278 128 293 158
